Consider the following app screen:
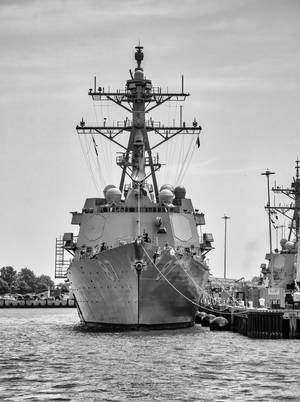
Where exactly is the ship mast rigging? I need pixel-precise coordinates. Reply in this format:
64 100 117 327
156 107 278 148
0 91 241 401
76 45 202 202
265 159 300 243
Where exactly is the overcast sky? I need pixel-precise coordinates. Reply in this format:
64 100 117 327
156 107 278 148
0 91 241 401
1 0 300 281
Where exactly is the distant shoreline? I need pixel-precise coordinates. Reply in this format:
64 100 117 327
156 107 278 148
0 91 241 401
0 299 75 308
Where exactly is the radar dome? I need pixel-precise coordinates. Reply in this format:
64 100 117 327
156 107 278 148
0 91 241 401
160 184 174 193
103 184 117 198
280 238 287 248
134 70 144 80
106 187 122 204
284 241 294 250
174 186 186 199
159 189 174 204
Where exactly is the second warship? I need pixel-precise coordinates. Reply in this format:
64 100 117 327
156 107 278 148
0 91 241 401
55 46 214 329
259 160 300 307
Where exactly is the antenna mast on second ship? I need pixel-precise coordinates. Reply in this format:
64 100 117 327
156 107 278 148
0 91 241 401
269 159 300 243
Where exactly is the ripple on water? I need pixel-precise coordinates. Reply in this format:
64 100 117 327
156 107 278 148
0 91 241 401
0 309 300 401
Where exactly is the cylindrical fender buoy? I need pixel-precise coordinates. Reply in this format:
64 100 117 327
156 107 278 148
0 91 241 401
201 314 216 327
210 316 229 331
195 311 206 324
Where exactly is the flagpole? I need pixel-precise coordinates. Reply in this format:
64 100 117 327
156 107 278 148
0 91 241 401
222 215 230 280
261 169 275 287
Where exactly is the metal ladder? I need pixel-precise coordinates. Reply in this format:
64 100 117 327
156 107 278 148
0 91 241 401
55 237 71 278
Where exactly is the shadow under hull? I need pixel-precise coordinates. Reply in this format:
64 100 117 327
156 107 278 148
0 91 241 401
78 320 194 332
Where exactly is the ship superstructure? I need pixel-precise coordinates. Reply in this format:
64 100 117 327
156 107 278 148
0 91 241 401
260 160 300 295
55 46 214 329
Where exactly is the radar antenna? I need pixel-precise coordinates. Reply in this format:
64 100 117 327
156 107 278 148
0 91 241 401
135 45 144 70
296 157 299 179
76 47 202 202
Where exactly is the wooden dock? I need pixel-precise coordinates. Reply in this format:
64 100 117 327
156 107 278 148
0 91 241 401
199 305 300 339
231 309 300 339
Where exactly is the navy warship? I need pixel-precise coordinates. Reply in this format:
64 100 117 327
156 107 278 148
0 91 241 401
55 46 214 329
259 160 300 306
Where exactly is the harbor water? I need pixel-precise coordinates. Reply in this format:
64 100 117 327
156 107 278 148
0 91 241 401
0 309 299 401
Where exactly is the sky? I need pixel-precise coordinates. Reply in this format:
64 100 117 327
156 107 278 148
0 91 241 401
1 0 300 281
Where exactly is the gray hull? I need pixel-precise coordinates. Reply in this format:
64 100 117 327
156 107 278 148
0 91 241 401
68 243 208 329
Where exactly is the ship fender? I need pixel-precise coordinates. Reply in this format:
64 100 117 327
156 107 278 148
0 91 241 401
210 316 230 331
201 314 216 327
195 311 206 324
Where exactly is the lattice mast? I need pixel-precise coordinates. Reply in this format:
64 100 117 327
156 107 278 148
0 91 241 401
268 159 300 242
76 46 202 202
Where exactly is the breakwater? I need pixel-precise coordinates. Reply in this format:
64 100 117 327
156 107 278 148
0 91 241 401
0 299 75 308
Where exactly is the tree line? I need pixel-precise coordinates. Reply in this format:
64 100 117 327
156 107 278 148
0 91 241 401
0 266 56 295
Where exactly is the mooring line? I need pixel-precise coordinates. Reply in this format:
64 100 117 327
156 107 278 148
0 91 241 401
141 245 241 315
141 245 202 308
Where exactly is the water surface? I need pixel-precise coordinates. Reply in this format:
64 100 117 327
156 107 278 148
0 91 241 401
0 309 299 401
